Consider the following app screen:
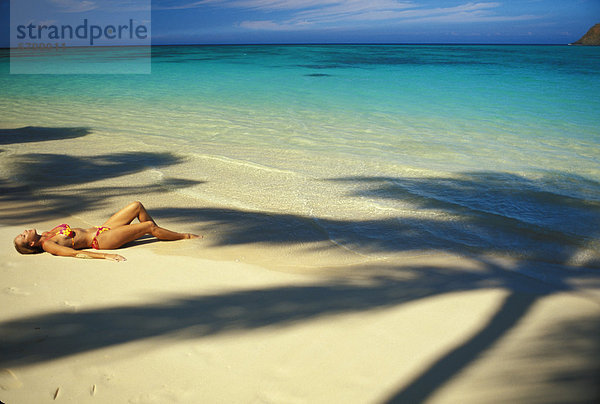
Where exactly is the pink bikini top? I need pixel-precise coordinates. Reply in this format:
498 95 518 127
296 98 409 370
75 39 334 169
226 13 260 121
41 224 75 247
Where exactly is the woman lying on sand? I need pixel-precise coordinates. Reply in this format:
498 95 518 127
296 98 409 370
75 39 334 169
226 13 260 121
13 201 200 262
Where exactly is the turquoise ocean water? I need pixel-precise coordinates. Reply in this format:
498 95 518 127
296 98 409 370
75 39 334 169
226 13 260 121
1 45 600 266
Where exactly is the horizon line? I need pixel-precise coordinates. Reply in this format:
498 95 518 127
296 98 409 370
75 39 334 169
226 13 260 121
1 42 579 50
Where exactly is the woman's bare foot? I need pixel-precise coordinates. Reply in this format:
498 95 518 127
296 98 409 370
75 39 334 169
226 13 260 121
185 233 203 239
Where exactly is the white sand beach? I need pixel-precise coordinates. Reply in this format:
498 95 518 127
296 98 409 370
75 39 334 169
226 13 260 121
1 176 599 403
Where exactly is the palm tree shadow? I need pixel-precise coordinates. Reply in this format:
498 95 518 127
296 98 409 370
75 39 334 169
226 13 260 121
146 172 599 401
11 151 183 188
0 260 560 368
0 126 91 145
384 291 538 404
0 151 204 225
1 169 598 401
383 287 600 403
327 173 600 266
323 173 600 403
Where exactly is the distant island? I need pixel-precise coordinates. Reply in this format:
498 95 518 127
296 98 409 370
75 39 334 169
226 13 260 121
571 23 600 45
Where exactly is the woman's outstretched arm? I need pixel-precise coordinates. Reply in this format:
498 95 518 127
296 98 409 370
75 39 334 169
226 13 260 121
42 241 126 262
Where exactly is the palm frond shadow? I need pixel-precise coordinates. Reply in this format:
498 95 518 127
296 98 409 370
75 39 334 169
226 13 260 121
2 166 598 401
1 256 595 400
142 172 598 401
0 126 91 145
0 258 565 368
11 151 183 188
0 151 204 225
327 173 600 265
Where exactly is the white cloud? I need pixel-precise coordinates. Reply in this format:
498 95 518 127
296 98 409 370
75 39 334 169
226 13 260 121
291 2 506 24
154 0 221 10
48 0 151 13
48 0 98 13
155 1 540 30
239 19 299 30
230 0 356 11
293 0 414 23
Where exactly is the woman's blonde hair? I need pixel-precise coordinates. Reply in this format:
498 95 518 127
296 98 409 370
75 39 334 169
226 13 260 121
14 239 43 254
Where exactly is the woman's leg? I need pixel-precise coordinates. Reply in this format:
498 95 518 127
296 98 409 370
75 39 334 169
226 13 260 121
95 221 197 250
101 201 156 229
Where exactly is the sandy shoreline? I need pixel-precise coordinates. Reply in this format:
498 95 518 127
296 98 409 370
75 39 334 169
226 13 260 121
1 178 599 404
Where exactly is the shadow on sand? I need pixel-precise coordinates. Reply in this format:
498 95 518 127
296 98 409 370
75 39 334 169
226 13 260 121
0 126 91 145
0 151 204 225
1 145 599 402
0 258 597 402
148 168 600 268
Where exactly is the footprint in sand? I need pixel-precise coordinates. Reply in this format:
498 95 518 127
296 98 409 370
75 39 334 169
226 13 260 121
4 287 30 296
0 369 23 390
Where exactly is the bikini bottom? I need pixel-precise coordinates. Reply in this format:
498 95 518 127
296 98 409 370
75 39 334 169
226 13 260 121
91 226 111 250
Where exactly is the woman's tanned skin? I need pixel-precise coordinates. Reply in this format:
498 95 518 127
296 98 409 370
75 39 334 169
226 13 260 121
14 201 201 262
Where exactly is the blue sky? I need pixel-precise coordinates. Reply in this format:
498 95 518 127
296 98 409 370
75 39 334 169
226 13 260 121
2 0 599 45
151 0 600 44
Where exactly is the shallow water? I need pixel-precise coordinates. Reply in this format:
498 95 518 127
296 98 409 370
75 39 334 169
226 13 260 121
1 45 599 266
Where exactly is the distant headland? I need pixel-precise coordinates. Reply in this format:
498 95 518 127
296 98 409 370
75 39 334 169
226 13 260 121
571 23 600 46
